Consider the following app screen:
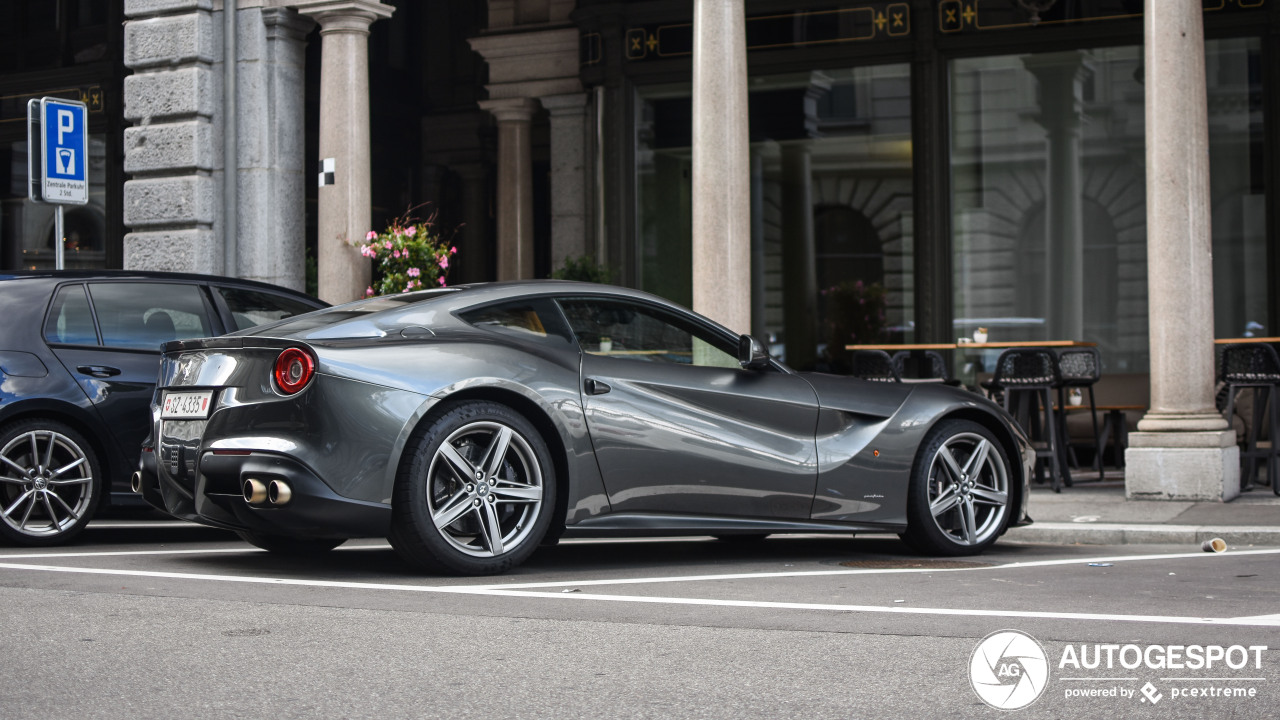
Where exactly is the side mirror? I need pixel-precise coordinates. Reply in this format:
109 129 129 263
737 334 771 370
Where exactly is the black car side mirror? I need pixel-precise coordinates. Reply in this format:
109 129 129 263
737 334 771 370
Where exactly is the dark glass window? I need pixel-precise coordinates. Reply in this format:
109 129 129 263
557 298 739 367
216 286 319 331
87 283 212 351
458 299 574 345
43 284 98 346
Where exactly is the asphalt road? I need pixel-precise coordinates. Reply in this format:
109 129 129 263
1 522 1277 719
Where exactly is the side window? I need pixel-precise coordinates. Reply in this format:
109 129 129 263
216 286 319 331
43 284 99 346
458 299 574 346
87 283 213 351
557 298 740 368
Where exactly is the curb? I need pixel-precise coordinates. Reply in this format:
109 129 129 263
1004 522 1280 546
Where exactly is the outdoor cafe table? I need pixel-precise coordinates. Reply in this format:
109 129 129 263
845 341 1098 384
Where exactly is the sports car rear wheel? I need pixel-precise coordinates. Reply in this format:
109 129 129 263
390 401 555 575
0 419 101 546
901 419 1011 556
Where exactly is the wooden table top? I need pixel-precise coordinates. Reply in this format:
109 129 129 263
847 340 1098 350
1214 337 1280 344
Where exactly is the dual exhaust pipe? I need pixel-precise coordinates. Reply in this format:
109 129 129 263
243 478 292 507
131 470 292 508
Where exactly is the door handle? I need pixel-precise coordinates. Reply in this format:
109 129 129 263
77 365 121 378
584 378 612 396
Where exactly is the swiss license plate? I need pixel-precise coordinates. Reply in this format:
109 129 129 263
161 390 214 419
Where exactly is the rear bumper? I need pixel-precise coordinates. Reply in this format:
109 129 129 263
144 449 390 539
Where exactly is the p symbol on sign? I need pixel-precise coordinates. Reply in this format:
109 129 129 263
58 109 75 144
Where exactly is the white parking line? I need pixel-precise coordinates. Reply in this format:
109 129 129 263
3 548 1280 628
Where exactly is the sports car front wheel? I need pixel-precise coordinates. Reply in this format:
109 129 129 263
901 419 1011 556
390 401 555 575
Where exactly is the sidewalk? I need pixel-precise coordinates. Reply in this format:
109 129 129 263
1004 478 1280 547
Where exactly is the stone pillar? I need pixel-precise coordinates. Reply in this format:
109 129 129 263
478 98 538 280
1026 53 1087 342
1125 0 1238 501
454 163 492 283
235 7 313 291
692 0 750 333
122 0 220 273
295 0 394 304
781 143 818 369
470 23 582 282
541 93 591 272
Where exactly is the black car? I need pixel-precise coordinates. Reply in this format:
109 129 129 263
0 270 326 546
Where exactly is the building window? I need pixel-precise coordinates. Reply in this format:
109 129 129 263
635 63 913 371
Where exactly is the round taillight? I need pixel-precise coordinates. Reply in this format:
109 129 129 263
273 348 315 394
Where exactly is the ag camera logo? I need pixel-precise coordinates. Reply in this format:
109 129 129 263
970 630 1050 710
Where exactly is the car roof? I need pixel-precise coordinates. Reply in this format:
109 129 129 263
0 269 325 305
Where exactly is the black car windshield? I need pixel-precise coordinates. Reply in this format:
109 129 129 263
232 289 458 338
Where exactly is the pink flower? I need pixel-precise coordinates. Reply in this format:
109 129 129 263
437 277 447 286
365 286 374 297
450 246 457 255
383 241 392 250
366 231 377 241
404 226 416 237
407 267 420 277
437 256 449 269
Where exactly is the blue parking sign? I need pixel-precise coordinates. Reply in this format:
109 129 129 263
40 97 89 205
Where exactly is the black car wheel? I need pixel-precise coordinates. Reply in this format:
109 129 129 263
390 401 555 575
901 419 1011 556
0 419 101 546
236 530 346 555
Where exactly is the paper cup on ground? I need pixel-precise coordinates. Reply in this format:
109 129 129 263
1201 538 1227 553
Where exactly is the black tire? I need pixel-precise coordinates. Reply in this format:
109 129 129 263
900 419 1012 557
389 400 556 575
0 419 102 546
236 530 346 555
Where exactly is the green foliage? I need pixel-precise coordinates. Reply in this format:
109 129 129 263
550 254 612 284
356 208 457 297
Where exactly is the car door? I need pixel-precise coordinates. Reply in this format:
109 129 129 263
45 281 219 483
556 296 820 519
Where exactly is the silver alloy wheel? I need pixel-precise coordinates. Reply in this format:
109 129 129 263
426 420 544 558
0 429 95 539
925 431 1009 547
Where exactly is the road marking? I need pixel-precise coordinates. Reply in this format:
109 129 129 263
3 555 1280 628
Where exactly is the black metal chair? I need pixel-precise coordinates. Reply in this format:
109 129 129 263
892 350 957 384
981 348 1066 491
1056 347 1104 481
1219 343 1280 493
850 350 900 382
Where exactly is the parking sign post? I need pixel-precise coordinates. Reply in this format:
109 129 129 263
27 97 89 270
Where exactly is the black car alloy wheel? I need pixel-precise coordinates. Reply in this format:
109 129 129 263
390 400 555 575
902 418 1011 556
0 419 101 546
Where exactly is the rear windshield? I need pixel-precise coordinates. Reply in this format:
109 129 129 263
234 289 458 338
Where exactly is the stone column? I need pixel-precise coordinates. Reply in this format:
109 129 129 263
235 7 314 291
541 93 591 273
1125 0 1238 501
478 97 538 280
692 0 751 333
295 0 394 304
454 163 492 283
122 0 220 273
781 142 818 369
1025 53 1087 342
